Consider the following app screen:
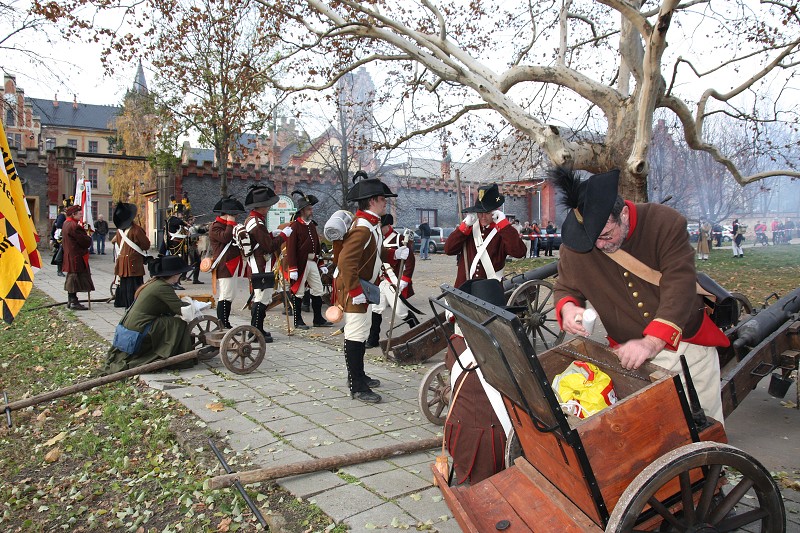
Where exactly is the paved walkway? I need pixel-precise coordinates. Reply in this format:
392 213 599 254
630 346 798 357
31 250 800 531
33 254 459 532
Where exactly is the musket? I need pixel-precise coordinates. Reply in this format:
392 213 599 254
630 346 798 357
383 229 413 359
276 251 292 335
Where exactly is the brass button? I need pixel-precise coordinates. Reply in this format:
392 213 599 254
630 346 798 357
632 291 639 298
628 282 633 288
637 302 644 308
623 272 629 277
643 312 650 317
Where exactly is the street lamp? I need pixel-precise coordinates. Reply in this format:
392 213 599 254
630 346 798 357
55 145 77 201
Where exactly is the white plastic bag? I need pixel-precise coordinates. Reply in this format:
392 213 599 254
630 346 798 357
180 296 211 322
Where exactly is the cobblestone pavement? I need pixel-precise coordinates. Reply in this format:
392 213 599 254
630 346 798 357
30 249 800 531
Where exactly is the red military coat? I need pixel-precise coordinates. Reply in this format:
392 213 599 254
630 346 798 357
244 211 284 276
382 225 415 298
61 218 92 273
210 217 242 278
285 216 322 290
444 218 527 287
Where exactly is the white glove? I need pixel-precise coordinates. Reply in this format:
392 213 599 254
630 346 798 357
395 247 410 261
281 226 293 237
492 210 506 224
352 293 367 305
289 271 298 281
320 266 329 275
463 213 477 227
399 280 409 293
272 229 282 237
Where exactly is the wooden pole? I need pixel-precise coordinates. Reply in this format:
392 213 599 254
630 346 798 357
4 348 205 413
207 436 441 489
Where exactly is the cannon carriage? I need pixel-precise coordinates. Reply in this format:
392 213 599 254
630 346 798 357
432 283 788 532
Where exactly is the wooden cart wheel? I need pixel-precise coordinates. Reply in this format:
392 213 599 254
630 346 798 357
220 325 266 375
507 279 565 353
418 362 451 425
730 292 754 324
504 426 525 468
109 276 118 299
605 441 785 533
187 315 223 360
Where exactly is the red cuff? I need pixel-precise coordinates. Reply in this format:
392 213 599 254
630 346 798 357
401 275 411 283
495 218 510 230
459 222 471 234
555 296 582 330
349 287 364 298
643 319 682 350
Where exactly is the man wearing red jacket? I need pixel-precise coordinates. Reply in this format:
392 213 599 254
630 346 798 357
551 167 728 423
62 204 95 310
210 195 246 329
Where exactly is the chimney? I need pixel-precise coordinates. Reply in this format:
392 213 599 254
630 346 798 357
53 94 59 108
73 94 78 109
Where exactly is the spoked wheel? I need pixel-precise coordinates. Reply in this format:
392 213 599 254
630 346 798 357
504 426 525 468
220 325 266 375
109 276 118 299
418 362 451 425
730 292 754 324
187 315 223 360
606 442 785 533
507 279 565 354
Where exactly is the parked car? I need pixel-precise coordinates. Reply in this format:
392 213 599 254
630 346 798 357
687 223 732 244
413 226 455 255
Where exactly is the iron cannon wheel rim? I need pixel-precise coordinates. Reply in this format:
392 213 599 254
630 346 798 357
605 441 785 533
507 279 565 354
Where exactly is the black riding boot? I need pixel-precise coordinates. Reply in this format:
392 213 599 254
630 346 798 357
312 296 333 327
191 264 203 284
293 296 309 330
344 339 381 403
403 311 420 329
67 293 87 311
217 300 232 329
302 292 311 312
365 312 382 348
250 302 273 343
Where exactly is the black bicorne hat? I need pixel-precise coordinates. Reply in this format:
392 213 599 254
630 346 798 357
346 170 397 202
463 183 504 213
148 255 193 278
549 167 620 253
245 184 279 209
212 195 246 215
458 279 526 314
113 202 137 230
291 190 318 212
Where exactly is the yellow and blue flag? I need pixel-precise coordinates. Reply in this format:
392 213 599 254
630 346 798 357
0 120 41 324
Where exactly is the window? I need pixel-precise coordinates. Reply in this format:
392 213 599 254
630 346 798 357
67 139 77 149
88 140 98 153
6 134 20 149
91 201 98 221
45 138 56 151
13 134 21 149
88 168 98 189
108 202 113 222
418 209 437 226
4 94 16 126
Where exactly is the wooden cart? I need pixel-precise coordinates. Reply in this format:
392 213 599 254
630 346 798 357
432 284 785 532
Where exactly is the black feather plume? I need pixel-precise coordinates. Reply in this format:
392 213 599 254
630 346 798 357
352 170 369 183
548 167 582 210
291 189 304 199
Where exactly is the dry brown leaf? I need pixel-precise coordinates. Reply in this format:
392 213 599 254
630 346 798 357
36 409 51 423
73 408 89 418
217 517 232 532
206 402 225 412
91 408 103 417
34 365 45 372
44 432 67 446
44 448 62 463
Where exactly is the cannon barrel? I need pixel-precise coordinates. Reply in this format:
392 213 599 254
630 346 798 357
502 261 559 294
733 288 800 350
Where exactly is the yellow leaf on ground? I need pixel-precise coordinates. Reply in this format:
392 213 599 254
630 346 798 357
44 448 62 463
73 408 89 418
206 402 225 412
44 432 67 446
34 366 45 372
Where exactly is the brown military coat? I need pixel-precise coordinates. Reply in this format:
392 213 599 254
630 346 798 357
335 211 392 313
444 220 527 287
112 223 151 277
285 217 321 285
210 217 241 278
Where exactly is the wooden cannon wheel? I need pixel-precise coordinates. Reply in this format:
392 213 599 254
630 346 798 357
109 276 118 299
220 325 266 375
418 362 451 425
507 279 565 354
504 427 525 469
605 441 785 532
731 292 754 324
187 315 224 361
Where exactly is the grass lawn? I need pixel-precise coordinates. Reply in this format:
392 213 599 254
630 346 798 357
0 290 344 532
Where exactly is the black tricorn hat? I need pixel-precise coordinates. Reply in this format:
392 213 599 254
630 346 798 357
148 255 193 278
346 170 397 202
458 279 526 314
212 195 246 215
245 184 279 209
113 202 137 230
463 183 504 213
549 167 620 253
292 190 318 212
380 213 394 226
